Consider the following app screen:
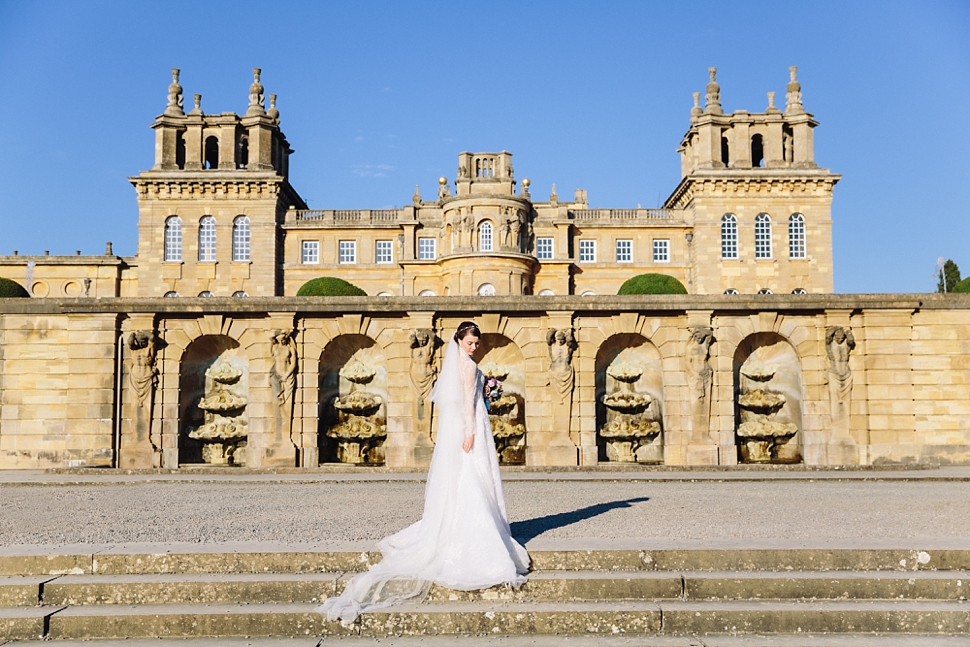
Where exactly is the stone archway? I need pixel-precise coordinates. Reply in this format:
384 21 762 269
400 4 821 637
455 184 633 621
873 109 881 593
594 334 665 463
178 335 248 466
733 332 804 463
318 334 388 464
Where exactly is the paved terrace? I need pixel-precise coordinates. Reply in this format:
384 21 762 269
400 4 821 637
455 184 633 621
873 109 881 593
0 466 967 548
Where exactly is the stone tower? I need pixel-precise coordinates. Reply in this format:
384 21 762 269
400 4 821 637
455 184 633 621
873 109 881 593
130 68 306 297
666 67 840 295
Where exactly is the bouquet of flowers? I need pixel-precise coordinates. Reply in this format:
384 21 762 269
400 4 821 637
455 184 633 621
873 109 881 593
484 377 503 411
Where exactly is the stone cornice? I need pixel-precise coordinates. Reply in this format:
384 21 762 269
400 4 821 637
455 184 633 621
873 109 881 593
129 173 305 203
664 170 841 208
1 294 965 316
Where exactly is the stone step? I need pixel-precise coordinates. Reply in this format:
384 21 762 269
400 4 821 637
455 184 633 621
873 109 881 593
3 546 968 576
2 570 963 607
14 599 968 640
10 635 970 647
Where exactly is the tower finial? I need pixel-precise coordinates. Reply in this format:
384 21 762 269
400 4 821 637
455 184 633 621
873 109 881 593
189 93 203 116
247 67 265 116
165 68 184 116
691 91 703 120
704 67 722 115
766 91 780 114
785 66 804 115
412 184 421 205
267 93 279 120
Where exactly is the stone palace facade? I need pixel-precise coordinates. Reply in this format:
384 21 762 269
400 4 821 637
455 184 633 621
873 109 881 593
0 68 967 471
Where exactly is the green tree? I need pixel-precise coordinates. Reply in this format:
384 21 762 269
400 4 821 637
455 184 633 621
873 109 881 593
937 259 961 293
0 277 29 298
296 277 367 296
617 273 688 295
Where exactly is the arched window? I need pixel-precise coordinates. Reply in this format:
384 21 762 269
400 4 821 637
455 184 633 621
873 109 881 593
788 213 806 259
754 213 772 259
479 221 493 252
538 289 555 296
198 291 214 297
477 283 495 296
232 291 248 297
204 136 219 170
232 216 250 262
721 136 730 166
237 135 249 169
198 216 216 262
792 288 807 294
164 216 182 262
721 214 738 259
757 288 773 295
418 289 436 297
724 288 739 295
751 134 764 168
163 291 179 298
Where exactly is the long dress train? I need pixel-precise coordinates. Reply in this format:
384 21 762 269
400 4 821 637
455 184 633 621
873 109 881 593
316 339 530 625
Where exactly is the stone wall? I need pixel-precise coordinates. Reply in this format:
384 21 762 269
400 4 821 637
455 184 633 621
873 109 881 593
0 294 967 469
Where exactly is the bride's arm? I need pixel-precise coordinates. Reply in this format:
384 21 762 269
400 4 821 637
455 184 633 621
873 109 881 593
459 357 477 452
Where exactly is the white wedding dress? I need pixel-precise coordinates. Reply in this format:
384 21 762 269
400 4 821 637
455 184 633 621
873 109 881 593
316 339 530 625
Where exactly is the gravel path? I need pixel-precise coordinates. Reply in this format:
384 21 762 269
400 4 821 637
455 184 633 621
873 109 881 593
1 480 967 545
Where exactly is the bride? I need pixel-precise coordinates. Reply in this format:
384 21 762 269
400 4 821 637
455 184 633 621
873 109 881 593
316 321 531 625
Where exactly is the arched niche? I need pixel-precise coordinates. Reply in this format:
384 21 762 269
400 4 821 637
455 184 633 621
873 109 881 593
178 335 249 466
594 334 664 463
472 334 526 465
733 332 804 463
318 334 388 465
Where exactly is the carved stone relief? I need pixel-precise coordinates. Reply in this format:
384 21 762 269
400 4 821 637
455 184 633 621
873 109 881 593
546 328 576 405
685 326 714 440
408 329 436 421
824 326 855 435
270 329 298 448
127 330 158 449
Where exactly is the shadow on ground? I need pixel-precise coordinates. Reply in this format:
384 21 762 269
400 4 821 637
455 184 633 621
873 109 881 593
511 496 651 543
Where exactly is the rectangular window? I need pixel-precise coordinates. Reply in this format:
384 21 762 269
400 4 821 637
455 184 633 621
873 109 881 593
616 239 632 263
578 239 596 263
653 239 670 262
339 240 357 264
536 237 553 260
418 237 436 260
301 240 319 264
376 240 393 264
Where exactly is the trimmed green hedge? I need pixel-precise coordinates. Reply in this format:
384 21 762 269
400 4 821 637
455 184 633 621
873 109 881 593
952 277 970 293
296 277 367 297
0 277 29 298
618 273 687 295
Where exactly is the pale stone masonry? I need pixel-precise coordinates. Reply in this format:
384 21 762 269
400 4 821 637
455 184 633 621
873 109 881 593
0 295 967 469
0 66 836 299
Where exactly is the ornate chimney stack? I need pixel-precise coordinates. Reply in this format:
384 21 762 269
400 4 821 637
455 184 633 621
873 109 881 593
165 68 184 117
247 67 265 116
704 67 722 115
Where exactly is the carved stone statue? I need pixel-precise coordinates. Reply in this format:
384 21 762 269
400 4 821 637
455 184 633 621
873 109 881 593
127 330 158 452
270 329 298 446
500 216 513 249
824 326 855 418
509 209 522 251
408 329 437 420
685 326 714 439
546 328 577 405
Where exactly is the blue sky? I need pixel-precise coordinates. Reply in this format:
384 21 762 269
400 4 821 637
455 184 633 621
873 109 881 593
0 1 967 293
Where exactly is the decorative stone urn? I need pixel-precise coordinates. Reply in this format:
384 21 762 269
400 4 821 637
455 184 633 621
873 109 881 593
480 362 525 464
600 361 662 463
737 364 798 462
189 362 248 465
326 360 386 464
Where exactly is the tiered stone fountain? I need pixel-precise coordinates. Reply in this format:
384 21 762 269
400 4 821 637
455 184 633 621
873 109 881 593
188 361 248 465
600 361 662 463
326 360 386 464
736 363 798 462
480 362 525 464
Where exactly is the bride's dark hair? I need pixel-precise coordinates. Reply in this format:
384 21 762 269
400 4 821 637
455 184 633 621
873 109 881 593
453 321 481 343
